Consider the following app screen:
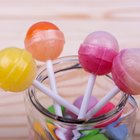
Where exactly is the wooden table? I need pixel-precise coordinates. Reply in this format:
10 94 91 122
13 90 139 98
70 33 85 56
0 0 140 139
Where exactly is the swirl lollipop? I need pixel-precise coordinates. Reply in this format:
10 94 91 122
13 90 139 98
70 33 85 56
78 31 119 119
0 47 79 116
24 21 65 116
87 48 140 118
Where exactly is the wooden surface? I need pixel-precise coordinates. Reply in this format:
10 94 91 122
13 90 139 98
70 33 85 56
0 0 140 139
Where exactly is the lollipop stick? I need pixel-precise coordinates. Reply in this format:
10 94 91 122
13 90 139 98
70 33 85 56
32 80 79 115
46 60 63 116
86 86 120 119
78 74 96 119
74 83 98 140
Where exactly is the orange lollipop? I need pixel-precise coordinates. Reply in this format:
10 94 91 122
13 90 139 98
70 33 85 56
24 21 65 117
24 21 65 61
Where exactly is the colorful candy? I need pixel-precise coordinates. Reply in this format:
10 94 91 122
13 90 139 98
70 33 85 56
78 31 119 119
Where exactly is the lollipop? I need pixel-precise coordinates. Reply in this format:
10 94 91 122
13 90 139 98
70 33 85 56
0 47 79 116
86 48 140 118
24 21 64 61
78 31 119 119
24 21 65 116
0 47 36 92
112 48 140 95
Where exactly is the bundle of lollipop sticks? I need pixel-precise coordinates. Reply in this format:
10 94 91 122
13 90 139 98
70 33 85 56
0 21 140 121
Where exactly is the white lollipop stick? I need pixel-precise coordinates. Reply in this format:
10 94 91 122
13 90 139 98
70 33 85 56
32 80 79 116
46 60 63 116
86 86 120 119
72 75 96 140
78 74 96 119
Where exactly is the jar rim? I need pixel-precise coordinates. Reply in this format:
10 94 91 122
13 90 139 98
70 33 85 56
27 55 135 125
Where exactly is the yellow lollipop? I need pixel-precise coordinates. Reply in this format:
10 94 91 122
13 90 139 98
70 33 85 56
0 47 37 92
0 47 79 116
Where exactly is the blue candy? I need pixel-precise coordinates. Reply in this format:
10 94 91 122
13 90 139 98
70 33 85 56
104 118 128 140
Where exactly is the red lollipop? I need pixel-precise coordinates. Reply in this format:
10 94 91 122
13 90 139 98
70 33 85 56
78 31 119 119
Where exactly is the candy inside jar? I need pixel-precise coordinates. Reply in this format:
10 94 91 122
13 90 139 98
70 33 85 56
25 56 137 140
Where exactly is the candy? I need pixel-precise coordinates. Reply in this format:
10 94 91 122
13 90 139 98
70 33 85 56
79 129 100 136
66 96 98 119
94 102 115 117
24 21 65 116
112 48 140 95
104 118 128 140
78 31 119 75
93 102 122 128
48 105 65 115
47 123 59 140
24 21 65 62
0 47 79 116
34 121 49 139
78 128 100 140
79 133 108 140
0 47 36 92
78 31 119 119
74 96 98 111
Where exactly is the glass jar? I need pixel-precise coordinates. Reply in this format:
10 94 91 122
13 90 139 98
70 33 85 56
24 56 137 140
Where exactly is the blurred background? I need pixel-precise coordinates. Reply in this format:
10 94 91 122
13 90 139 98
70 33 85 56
0 0 140 139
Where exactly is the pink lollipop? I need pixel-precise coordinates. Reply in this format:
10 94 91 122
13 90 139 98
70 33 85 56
86 48 140 118
78 31 119 119
112 48 140 95
24 21 65 116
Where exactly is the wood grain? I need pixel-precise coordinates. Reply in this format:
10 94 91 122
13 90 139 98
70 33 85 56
0 0 140 139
